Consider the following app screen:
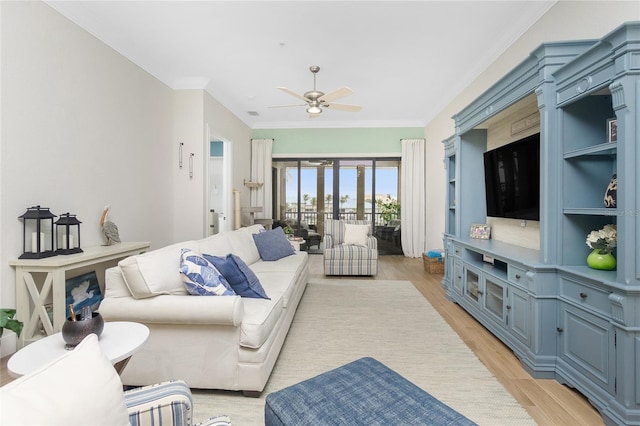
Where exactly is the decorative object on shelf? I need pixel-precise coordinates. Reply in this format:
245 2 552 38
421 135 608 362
55 213 83 255
61 309 104 350
18 206 57 259
607 118 617 143
587 249 617 271
586 224 617 270
604 174 617 208
510 112 540 136
469 223 491 240
65 271 102 319
0 308 23 339
99 205 120 246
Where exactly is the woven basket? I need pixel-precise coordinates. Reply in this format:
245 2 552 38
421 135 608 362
423 254 444 274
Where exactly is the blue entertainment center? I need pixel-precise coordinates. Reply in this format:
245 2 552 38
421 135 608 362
442 22 640 426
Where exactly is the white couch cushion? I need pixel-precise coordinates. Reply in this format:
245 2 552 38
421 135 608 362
0 334 129 426
249 253 307 308
119 241 198 299
240 295 284 349
227 227 262 265
198 232 233 256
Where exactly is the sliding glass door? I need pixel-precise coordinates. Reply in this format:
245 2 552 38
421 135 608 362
272 157 401 254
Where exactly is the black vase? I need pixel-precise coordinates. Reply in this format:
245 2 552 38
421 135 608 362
61 312 104 349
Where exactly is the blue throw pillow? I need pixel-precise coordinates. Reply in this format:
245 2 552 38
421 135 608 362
204 254 270 299
252 227 296 261
179 249 235 296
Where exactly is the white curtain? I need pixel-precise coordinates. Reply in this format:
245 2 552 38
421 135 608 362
400 139 427 257
250 139 273 219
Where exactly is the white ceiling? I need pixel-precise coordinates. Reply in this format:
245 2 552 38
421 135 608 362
46 1 556 129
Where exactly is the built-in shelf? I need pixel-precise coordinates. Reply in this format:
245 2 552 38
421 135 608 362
563 142 617 159
442 23 640 425
563 208 618 216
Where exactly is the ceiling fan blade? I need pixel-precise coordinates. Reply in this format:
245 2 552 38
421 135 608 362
324 103 362 112
268 104 307 108
319 87 353 103
277 87 308 102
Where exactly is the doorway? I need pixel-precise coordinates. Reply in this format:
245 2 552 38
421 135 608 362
207 134 232 236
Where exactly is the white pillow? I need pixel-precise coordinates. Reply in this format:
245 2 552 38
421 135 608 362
0 334 129 426
343 223 370 247
119 241 198 299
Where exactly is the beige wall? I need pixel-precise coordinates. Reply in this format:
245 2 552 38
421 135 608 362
203 91 252 226
1 0 174 299
424 1 640 250
171 89 252 240
0 1 251 353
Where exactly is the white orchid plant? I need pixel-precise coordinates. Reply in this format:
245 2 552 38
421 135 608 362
586 224 617 254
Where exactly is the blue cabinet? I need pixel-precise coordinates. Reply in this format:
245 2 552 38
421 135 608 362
443 22 640 425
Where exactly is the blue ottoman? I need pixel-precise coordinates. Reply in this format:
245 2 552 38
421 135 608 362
265 357 477 425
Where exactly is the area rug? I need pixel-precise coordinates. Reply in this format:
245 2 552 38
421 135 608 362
191 279 535 425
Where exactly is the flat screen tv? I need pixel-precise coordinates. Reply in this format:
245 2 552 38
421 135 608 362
483 133 540 221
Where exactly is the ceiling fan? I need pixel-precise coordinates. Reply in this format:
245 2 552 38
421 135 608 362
270 66 362 117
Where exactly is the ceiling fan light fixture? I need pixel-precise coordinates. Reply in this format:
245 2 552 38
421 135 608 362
306 105 322 114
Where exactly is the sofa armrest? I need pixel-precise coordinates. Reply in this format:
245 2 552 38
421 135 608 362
99 293 243 326
125 380 193 426
366 235 378 250
324 234 334 249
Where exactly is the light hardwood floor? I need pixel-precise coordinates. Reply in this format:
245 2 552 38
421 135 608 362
1 255 604 425
307 254 604 426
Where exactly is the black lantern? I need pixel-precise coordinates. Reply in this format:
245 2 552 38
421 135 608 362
19 206 57 259
55 213 83 255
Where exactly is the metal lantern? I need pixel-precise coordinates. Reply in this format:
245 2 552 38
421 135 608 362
19 206 57 259
55 213 83 255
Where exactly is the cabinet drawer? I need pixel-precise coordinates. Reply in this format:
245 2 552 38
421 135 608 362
508 265 528 286
559 277 611 315
452 243 463 258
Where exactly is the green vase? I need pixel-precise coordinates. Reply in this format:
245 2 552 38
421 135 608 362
587 249 616 271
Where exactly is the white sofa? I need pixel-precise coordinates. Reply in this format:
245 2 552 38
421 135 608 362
99 225 309 395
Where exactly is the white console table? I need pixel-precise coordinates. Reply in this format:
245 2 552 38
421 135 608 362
9 242 150 347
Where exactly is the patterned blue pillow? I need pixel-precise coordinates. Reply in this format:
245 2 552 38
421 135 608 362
204 254 270 299
252 227 295 261
179 249 235 296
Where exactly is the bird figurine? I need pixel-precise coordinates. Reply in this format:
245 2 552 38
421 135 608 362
99 205 121 245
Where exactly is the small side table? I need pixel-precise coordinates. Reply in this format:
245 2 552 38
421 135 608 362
289 238 305 251
9 242 150 347
7 321 149 378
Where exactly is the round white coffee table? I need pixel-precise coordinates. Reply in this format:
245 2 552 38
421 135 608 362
7 321 149 378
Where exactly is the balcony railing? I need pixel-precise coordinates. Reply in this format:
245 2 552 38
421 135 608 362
282 210 398 227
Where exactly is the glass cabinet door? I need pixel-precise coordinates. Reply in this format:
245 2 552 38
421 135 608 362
484 278 505 320
465 268 480 303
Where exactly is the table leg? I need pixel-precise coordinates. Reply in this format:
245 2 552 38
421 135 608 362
114 356 132 375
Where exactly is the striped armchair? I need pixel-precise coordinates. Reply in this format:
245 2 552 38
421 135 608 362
126 380 230 426
323 219 378 276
